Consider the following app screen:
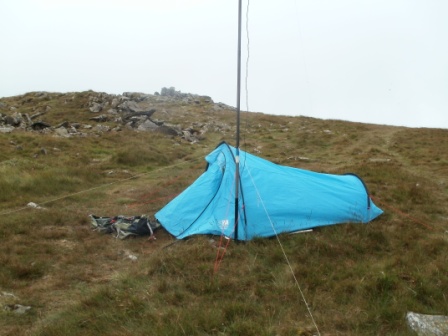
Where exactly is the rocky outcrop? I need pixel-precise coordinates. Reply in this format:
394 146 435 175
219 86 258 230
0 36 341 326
0 88 234 143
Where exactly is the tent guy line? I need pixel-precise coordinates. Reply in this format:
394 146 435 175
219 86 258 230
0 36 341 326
245 157 322 336
0 153 206 216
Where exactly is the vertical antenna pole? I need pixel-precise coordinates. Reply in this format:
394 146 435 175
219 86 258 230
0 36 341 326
234 0 242 241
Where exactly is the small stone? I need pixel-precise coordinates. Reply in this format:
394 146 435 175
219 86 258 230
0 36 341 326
0 126 14 133
4 304 32 314
27 202 45 210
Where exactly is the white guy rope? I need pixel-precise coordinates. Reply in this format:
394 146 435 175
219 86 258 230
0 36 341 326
245 163 321 336
0 155 205 216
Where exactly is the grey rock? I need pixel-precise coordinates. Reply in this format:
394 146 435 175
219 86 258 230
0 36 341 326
24 113 32 124
161 87 183 97
110 98 119 108
5 114 21 126
118 95 130 102
118 101 156 116
1 291 17 299
137 120 159 131
4 304 32 314
152 119 164 126
30 111 46 120
182 130 194 142
89 115 107 122
54 127 70 138
407 312 448 336
95 125 110 133
41 127 53 135
119 100 139 112
68 127 78 134
89 102 103 113
27 202 44 209
0 127 14 133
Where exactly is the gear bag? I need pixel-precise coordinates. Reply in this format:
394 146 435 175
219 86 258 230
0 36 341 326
90 214 160 239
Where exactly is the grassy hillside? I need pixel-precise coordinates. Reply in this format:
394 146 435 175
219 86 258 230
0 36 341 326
0 92 447 335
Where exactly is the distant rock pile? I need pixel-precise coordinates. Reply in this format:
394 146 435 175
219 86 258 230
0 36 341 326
0 87 234 143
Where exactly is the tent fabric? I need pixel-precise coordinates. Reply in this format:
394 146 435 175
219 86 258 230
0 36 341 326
155 142 383 241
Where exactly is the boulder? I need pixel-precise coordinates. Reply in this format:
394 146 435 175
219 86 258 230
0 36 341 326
110 98 119 108
54 127 70 138
137 120 159 131
5 113 21 126
89 102 103 113
118 100 138 112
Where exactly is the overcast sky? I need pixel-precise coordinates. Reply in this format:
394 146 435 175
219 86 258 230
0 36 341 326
1 0 447 129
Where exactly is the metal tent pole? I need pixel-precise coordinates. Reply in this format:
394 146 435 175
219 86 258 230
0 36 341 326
234 0 242 241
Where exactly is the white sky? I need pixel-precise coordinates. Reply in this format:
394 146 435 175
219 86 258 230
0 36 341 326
1 0 447 129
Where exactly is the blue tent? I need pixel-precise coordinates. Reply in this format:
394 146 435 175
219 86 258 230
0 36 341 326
155 142 383 240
